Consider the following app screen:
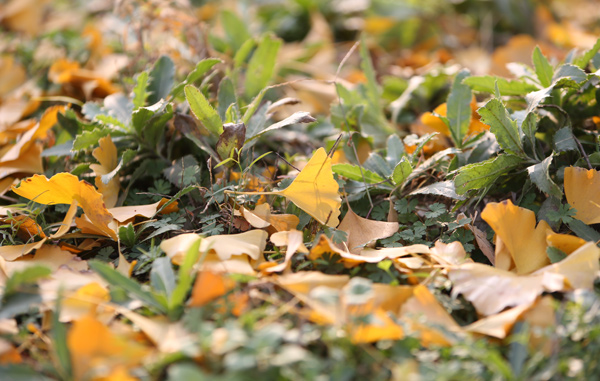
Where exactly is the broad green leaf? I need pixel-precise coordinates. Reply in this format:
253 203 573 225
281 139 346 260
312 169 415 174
150 257 176 299
409 180 465 200
185 84 223 135
477 99 526 157
132 99 167 134
547 246 568 264
568 219 600 242
527 156 562 198
532 46 553 88
222 10 251 52
385 134 405 167
553 127 578 152
217 77 238 121
463 76 538 96
574 37 600 68
454 154 523 194
171 58 222 98
89 261 167 313
147 55 175 104
132 71 149 109
73 125 114 151
446 69 472 147
118 223 136 247
244 34 282 99
392 157 412 185
552 64 587 84
332 163 385 184
363 152 393 178
521 112 538 158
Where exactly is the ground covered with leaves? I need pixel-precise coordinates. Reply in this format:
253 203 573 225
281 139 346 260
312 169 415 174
2 0 600 379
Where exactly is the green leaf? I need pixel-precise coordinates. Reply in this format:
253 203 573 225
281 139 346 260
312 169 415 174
552 64 587 84
72 127 114 151
463 76 538 96
454 154 523 194
527 156 562 198
574 37 600 68
0 365 53 381
547 246 567 263
233 38 256 72
446 69 472 147
132 71 149 109
244 34 282 99
245 111 316 143
392 157 413 185
171 58 222 98
532 46 554 88
521 112 538 154
185 84 223 136
150 257 176 299
4 266 51 295
52 298 72 381
525 86 553 114
553 127 578 152
408 180 465 200
217 77 238 122
147 56 175 104
385 134 405 166
89 261 167 313
332 163 385 184
169 237 202 315
567 219 600 242
477 99 525 157
222 10 251 52
118 223 136 247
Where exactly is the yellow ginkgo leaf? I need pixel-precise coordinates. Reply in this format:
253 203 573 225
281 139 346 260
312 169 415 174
277 148 341 227
481 199 551 274
90 135 119 208
12 173 117 239
226 148 341 227
564 166 600 225
336 205 399 254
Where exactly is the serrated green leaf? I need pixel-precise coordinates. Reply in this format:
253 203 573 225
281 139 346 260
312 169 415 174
73 128 114 151
574 37 600 68
554 127 578 152
147 55 175 104
527 156 562 198
532 46 553 88
118 223 136 247
185 84 223 136
477 99 526 157
132 71 149 110
521 112 538 158
454 154 523 194
447 69 472 147
553 64 587 84
463 76 538 96
244 34 281 99
89 261 167 313
409 180 465 200
332 163 385 183
392 157 412 185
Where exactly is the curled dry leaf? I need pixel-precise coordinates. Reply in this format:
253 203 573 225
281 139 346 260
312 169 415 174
264 229 308 273
336 206 399 254
90 135 119 208
236 203 300 233
449 242 600 315
12 173 117 239
564 166 600 225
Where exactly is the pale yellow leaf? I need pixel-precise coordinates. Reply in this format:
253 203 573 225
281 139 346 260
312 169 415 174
90 135 119 208
564 166 600 225
336 206 399 254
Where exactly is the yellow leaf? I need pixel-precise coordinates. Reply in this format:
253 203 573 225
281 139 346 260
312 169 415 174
277 148 341 227
90 135 119 208
68 314 149 380
264 230 308 273
564 166 600 225
189 271 235 307
12 173 117 239
481 199 551 274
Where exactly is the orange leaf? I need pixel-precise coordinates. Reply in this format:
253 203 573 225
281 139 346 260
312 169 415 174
564 166 600 225
189 271 235 307
90 135 119 208
12 173 117 239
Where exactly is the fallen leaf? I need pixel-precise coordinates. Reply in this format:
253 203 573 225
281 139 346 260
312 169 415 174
264 230 308 273
189 271 235 307
90 135 119 208
481 199 551 274
12 173 117 239
336 206 399 254
564 166 600 225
